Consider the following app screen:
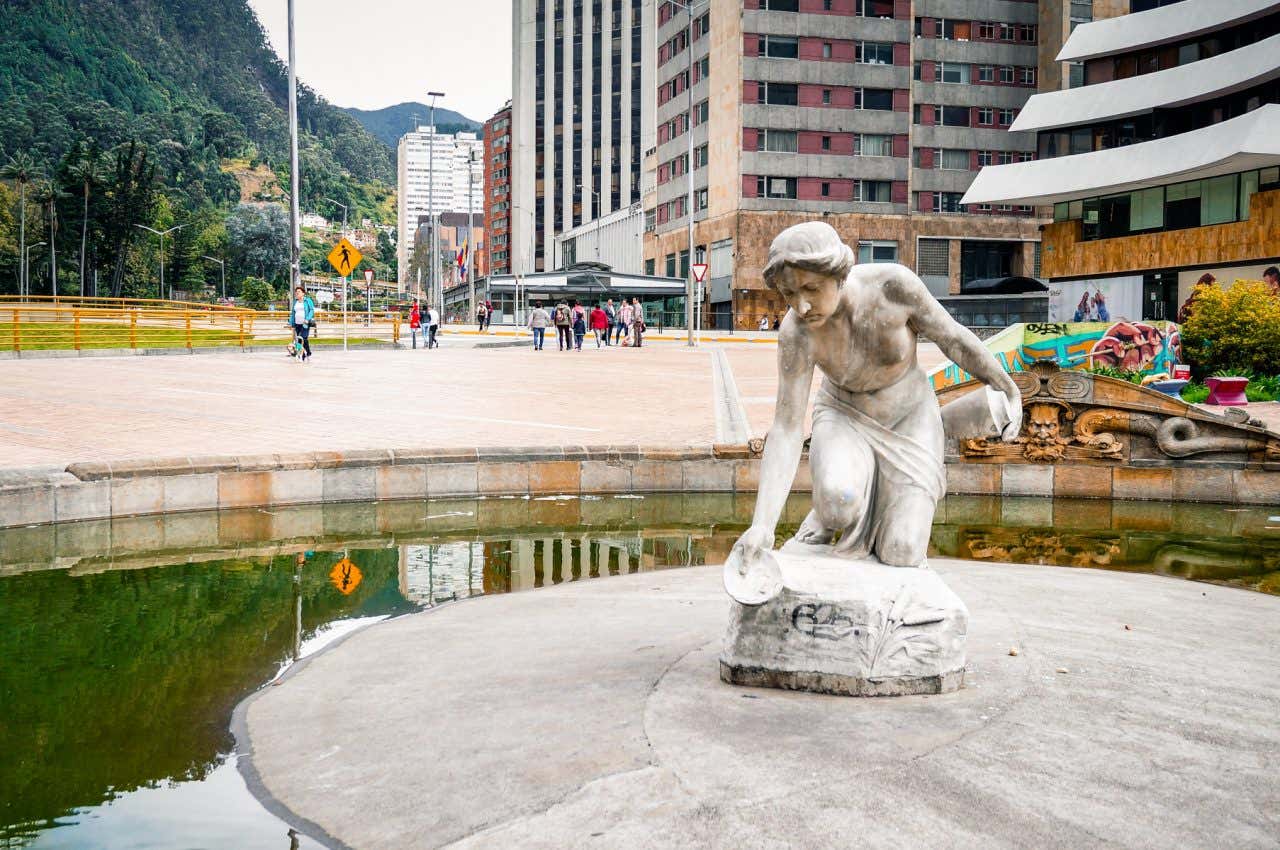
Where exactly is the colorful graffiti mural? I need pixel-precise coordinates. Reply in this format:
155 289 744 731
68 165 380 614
929 321 1182 391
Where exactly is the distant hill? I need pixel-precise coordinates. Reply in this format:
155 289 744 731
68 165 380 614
343 103 483 148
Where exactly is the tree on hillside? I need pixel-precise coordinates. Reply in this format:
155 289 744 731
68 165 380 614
0 152 44 295
65 145 108 297
226 204 288 285
101 142 158 298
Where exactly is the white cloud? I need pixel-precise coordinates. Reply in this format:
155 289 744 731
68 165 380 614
248 0 511 123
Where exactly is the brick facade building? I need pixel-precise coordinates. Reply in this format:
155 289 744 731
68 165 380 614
483 102 514 276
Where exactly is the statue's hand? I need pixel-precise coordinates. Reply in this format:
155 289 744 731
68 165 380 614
996 384 1023 442
732 525 775 573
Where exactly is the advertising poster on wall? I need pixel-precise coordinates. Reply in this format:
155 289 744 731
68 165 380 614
1047 276 1143 323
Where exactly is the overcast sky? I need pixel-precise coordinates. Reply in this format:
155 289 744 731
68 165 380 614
249 0 511 122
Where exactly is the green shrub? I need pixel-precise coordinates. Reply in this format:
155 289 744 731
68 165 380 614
1180 383 1210 404
238 276 274 309
1085 365 1144 384
1181 280 1280 377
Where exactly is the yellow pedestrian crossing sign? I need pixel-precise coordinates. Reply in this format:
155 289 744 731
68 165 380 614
327 238 362 276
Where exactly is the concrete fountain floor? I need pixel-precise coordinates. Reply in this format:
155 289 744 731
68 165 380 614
237 558 1280 850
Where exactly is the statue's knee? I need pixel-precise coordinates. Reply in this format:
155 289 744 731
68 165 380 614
815 481 863 528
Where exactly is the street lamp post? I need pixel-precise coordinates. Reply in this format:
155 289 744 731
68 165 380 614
667 0 705 346
23 242 46 297
200 255 226 300
133 223 186 299
322 198 350 351
286 0 301 296
468 149 477 326
426 91 445 315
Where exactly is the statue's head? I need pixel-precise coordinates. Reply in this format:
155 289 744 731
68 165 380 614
763 222 854 328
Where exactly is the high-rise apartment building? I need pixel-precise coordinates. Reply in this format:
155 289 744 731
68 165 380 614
397 128 484 283
511 0 657 274
645 0 1051 330
964 0 1280 320
484 102 514 276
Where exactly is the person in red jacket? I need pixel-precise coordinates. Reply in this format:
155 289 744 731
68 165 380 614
409 303 422 349
589 303 610 348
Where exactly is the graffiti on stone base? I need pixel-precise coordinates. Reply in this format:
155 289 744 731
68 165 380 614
791 603 858 640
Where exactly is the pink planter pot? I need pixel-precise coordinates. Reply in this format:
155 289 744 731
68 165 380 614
1205 376 1249 406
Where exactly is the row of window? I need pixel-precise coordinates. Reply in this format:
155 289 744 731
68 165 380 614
920 192 1034 215
656 99 709 144
656 144 709 185
750 176 894 202
913 148 1034 169
1052 168 1280 241
750 0 895 14
914 18 1037 44
753 81 897 110
658 56 710 106
752 35 897 64
914 104 1018 128
654 190 709 224
749 129 895 157
914 61 1036 87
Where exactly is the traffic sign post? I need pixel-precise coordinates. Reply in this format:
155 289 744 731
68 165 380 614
328 238 363 353
691 264 709 340
364 268 374 331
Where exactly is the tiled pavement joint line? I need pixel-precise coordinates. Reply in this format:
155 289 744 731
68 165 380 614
711 347 753 444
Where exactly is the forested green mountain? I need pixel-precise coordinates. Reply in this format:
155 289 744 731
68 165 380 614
343 102 483 148
0 0 397 298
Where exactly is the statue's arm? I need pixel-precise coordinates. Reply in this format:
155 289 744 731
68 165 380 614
894 269 1019 398
744 321 814 548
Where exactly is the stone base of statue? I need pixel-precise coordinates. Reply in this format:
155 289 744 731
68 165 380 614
720 545 967 697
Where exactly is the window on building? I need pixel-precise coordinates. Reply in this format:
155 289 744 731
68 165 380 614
856 134 892 156
937 192 965 213
978 65 994 82
759 35 799 58
857 240 898 263
760 82 799 105
977 150 993 167
857 180 892 202
761 0 799 8
976 107 993 125
857 42 893 64
822 88 832 105
1018 24 1037 42
939 63 970 84
645 258 656 276
757 176 798 198
821 182 831 197
761 129 798 152
939 149 970 170
822 42 832 59
917 238 950 276
856 88 894 110
694 144 709 168
999 66 1014 83
696 188 708 210
855 0 893 15
821 135 831 151
977 22 996 39
1019 67 1035 85
943 106 971 126
1068 62 1085 88
644 209 656 232
998 108 1016 125
665 253 677 276
694 100 709 124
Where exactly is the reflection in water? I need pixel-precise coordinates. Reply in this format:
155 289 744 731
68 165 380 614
1 493 1278 848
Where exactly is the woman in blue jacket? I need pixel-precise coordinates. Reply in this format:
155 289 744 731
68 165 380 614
290 286 316 361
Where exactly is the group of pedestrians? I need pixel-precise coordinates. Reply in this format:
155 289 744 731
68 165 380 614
525 297 646 351
476 299 495 332
407 303 440 349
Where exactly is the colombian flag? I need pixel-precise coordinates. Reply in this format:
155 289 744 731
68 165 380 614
456 240 467 278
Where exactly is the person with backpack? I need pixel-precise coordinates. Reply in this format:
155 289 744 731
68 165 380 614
476 302 488 332
589 303 609 348
527 300 551 350
409 303 422 349
553 300 573 351
603 299 617 346
630 297 646 348
571 301 587 351
426 303 440 349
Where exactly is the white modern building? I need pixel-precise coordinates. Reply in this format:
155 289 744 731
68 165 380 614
553 202 645 273
397 127 485 283
962 0 1280 320
511 0 656 275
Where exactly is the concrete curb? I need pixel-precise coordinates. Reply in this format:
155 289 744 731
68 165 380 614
0 342 396 359
5 441 1280 528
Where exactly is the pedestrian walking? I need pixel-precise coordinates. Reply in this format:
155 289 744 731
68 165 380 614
589 303 609 348
527 300 551 350
553 300 573 352
288 286 315 362
409 303 422 349
618 299 634 346
485 299 495 331
476 302 488 332
758 315 769 332
572 302 587 351
630 297 645 348
603 299 617 346
426 304 440 349
772 314 781 331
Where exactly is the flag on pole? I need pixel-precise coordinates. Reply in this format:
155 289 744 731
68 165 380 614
456 239 467 279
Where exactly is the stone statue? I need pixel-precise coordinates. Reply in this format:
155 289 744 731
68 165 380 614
721 222 1022 696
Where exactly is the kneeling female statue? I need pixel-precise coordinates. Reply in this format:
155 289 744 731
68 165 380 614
733 222 1021 580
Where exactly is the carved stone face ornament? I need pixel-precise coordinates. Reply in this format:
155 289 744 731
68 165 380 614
1022 401 1072 462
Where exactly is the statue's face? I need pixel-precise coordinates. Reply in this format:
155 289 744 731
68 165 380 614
777 268 841 327
1027 405 1060 443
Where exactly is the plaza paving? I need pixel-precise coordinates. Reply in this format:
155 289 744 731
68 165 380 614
0 339 947 472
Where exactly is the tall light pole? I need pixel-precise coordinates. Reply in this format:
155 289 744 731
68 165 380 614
287 0 302 297
576 184 602 262
468 148 477 325
23 242 45 297
426 91 445 313
201 255 226 299
133 223 186 299
668 0 705 345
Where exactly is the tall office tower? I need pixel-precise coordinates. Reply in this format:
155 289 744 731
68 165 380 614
645 0 1050 331
965 0 1280 320
484 102 514 276
512 0 657 274
398 128 484 283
